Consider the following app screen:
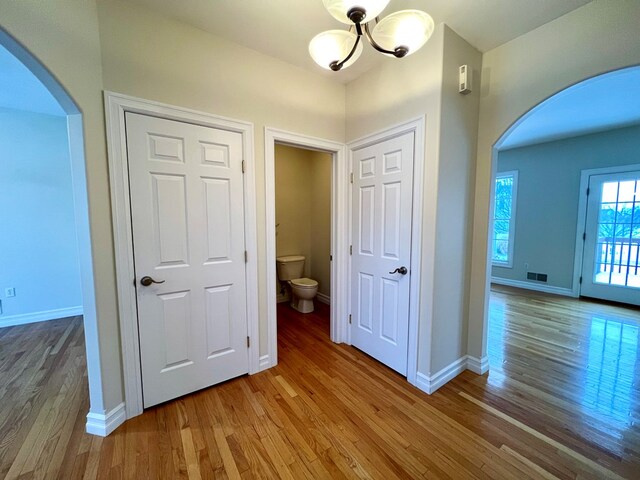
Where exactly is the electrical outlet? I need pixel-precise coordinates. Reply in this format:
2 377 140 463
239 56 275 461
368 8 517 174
5 287 16 298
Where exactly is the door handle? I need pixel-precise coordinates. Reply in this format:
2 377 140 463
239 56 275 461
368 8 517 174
139 276 165 287
389 266 408 275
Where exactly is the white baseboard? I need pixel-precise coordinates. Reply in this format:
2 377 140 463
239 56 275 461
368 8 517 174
491 277 576 297
415 356 469 394
415 355 490 395
0 306 83 328
316 293 330 305
467 355 489 375
86 402 126 437
258 354 271 371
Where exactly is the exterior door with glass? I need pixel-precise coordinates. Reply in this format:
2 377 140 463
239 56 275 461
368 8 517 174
581 170 640 306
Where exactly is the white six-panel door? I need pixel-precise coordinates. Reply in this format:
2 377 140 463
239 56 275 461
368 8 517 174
126 112 249 408
350 132 415 375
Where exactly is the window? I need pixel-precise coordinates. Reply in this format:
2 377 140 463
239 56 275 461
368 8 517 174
492 171 518 267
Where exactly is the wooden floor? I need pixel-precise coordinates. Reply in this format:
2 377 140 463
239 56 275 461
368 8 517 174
1 289 639 479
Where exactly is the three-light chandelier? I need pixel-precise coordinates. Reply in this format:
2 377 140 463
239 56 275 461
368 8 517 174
309 0 435 71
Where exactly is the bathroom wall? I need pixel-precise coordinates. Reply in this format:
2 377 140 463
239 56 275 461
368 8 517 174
275 144 332 300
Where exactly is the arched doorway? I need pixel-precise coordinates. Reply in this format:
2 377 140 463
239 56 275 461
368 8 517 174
481 65 640 474
0 27 103 443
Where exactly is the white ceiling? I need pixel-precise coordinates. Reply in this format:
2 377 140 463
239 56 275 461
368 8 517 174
122 0 592 83
0 44 65 116
500 66 640 150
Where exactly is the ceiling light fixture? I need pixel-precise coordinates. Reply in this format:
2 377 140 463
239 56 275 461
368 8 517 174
309 0 435 71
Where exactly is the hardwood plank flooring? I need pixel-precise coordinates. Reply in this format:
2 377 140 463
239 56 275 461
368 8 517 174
1 291 639 479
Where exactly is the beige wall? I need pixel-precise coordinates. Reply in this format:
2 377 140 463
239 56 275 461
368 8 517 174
96 0 345 357
468 0 640 360
0 0 346 416
275 145 331 298
309 150 332 298
430 27 482 373
346 25 481 375
0 0 122 412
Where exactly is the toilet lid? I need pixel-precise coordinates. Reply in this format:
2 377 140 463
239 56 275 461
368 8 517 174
291 277 318 287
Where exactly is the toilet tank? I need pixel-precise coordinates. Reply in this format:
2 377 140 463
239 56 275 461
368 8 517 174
276 255 305 281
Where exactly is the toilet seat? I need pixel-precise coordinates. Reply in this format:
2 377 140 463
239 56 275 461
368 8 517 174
291 278 318 288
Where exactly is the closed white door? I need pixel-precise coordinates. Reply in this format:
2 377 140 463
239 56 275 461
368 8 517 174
581 170 640 306
126 112 249 408
350 132 414 375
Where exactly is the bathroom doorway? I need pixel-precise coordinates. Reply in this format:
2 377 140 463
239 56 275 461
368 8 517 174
274 145 332 308
264 129 349 369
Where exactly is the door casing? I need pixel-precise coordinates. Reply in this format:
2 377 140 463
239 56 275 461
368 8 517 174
105 92 259 420
264 117 425 388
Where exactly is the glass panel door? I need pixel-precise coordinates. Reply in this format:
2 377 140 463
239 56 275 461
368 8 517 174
581 170 640 305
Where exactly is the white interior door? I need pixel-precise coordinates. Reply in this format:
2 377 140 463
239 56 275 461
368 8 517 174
581 170 640 306
350 131 414 375
126 112 249 408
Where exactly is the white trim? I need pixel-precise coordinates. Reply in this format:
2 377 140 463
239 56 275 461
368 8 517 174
316 292 331 305
85 402 126 437
265 128 349 369
347 117 425 387
466 355 490 375
415 356 468 394
491 170 518 268
0 306 83 328
573 162 640 297
104 91 259 420
491 276 576 297
415 355 489 395
258 354 271 371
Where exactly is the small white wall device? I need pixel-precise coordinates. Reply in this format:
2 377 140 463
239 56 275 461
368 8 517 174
459 65 472 94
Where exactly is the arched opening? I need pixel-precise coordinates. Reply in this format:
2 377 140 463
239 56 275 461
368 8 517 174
482 65 640 460
0 27 103 451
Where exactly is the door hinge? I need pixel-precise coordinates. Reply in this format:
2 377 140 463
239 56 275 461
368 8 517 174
244 251 248 263
350 172 354 184
330 254 333 261
583 232 586 241
579 276 583 284
350 245 352 255
586 187 590 196
349 314 352 324
247 336 250 348
242 160 246 173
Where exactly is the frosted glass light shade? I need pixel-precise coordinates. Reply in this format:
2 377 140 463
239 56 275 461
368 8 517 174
322 0 390 24
309 30 363 70
372 10 434 56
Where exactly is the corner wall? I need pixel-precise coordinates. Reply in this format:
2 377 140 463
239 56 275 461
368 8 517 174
468 0 640 361
346 25 482 377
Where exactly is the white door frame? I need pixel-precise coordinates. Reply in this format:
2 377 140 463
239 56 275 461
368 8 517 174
264 128 349 367
573 162 640 297
104 92 259 419
347 117 425 386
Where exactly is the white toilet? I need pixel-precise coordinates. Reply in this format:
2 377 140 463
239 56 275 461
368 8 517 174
276 255 318 313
